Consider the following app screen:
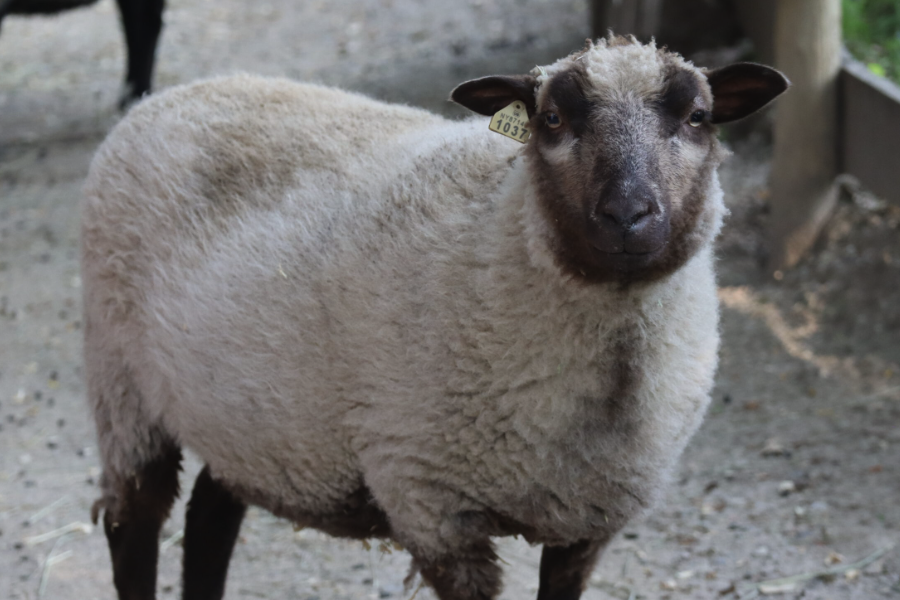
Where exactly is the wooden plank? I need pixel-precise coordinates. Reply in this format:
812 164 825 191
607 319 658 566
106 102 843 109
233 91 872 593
841 57 900 206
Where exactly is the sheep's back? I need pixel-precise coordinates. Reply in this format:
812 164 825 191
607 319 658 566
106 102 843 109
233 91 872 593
81 75 522 514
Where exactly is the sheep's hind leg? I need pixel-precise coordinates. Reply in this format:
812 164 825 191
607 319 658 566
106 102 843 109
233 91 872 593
536 539 606 600
100 446 182 600
181 467 247 600
413 539 503 600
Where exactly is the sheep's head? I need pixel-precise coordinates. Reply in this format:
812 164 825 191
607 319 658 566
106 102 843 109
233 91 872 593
451 37 789 284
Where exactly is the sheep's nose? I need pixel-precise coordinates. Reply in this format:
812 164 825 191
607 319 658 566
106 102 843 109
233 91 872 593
597 184 656 231
600 201 652 230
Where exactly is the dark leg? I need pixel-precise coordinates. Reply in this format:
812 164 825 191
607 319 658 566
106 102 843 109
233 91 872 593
536 539 606 600
114 0 165 106
414 539 503 600
182 467 247 600
103 447 182 600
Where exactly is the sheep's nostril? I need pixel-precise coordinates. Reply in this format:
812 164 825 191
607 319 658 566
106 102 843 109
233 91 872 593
600 203 652 230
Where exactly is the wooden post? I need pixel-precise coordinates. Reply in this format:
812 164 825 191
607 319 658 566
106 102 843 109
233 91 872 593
591 0 663 40
768 0 842 270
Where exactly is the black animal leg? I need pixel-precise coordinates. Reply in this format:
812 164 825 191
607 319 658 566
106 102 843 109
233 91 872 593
181 466 247 600
102 446 182 600
413 539 503 600
536 539 607 600
114 0 164 106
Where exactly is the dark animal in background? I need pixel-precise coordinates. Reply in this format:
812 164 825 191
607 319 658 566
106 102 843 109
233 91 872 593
0 0 164 107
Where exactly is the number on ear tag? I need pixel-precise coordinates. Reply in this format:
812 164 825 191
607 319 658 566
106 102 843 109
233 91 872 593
489 101 531 143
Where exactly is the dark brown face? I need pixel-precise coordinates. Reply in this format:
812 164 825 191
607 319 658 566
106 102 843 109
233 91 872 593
450 39 789 285
525 63 721 284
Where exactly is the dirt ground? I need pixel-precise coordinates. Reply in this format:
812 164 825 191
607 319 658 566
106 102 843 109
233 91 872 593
1 1 898 599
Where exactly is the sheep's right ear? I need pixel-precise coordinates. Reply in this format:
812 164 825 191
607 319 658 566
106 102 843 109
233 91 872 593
706 63 790 124
450 75 538 118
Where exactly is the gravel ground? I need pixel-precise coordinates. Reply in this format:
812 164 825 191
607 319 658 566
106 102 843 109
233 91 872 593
1 1 899 599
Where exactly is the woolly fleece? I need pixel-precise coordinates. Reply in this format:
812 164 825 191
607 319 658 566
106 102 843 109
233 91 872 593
82 42 723 564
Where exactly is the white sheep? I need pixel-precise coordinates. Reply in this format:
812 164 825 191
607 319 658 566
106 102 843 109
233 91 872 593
82 36 787 600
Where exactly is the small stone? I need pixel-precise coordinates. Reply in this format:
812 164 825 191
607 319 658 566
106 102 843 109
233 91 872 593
676 570 694 580
845 568 860 581
762 438 788 457
378 582 404 598
824 551 844 566
759 582 796 594
660 579 677 591
777 480 796 496
753 546 770 557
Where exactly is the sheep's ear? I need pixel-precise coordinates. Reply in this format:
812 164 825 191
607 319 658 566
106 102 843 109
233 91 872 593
706 63 790 124
450 75 538 117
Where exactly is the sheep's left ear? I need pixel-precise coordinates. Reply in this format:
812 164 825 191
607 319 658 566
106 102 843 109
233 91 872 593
450 75 538 118
706 63 790 124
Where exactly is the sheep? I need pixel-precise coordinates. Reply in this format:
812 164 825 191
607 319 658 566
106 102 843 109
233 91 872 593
1 0 164 106
81 36 788 600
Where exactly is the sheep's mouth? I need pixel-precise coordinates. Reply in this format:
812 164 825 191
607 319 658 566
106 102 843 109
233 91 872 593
588 238 667 257
591 245 658 256
584 240 669 278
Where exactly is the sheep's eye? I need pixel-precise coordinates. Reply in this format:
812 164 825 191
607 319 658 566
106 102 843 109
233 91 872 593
545 113 562 128
688 110 706 128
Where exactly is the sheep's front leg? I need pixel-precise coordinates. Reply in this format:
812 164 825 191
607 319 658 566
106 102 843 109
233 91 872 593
536 539 606 600
182 467 247 600
414 539 503 600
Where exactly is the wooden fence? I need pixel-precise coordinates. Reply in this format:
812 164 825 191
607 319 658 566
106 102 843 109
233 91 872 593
841 56 900 207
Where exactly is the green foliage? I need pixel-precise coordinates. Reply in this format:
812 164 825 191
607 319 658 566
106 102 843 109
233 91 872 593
843 0 900 82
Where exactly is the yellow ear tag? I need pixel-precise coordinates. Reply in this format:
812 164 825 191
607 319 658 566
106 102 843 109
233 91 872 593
489 101 531 143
